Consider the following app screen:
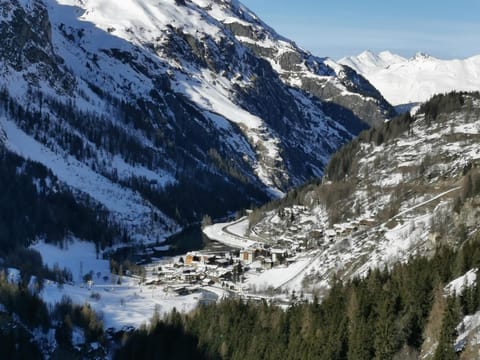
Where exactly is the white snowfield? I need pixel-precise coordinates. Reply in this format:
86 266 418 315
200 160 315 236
51 0 222 43
32 239 226 329
340 50 480 106
246 252 320 291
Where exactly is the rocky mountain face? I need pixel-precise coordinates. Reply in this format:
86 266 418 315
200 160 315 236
210 2 395 128
0 0 394 243
246 92 480 294
340 50 480 108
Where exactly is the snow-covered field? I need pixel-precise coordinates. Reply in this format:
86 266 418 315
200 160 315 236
245 252 319 291
31 239 224 329
41 277 200 329
32 239 110 283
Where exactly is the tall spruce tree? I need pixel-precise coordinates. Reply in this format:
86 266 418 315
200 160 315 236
433 296 459 360
374 295 398 359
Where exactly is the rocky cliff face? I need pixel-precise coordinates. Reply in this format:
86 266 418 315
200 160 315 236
0 1 74 91
214 1 395 127
0 0 394 242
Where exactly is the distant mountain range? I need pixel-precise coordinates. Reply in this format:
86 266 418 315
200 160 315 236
340 50 480 107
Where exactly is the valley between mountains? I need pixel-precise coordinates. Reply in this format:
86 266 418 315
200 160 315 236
1 0 480 359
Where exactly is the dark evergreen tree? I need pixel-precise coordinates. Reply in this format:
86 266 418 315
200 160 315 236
433 296 460 360
374 295 398 359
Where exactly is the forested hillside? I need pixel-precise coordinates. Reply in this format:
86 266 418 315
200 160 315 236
240 92 480 298
0 147 123 255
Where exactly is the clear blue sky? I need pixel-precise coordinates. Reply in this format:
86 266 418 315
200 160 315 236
241 0 480 60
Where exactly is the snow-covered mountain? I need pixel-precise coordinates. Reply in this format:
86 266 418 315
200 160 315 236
340 50 406 76
340 50 480 107
0 0 394 244
218 92 480 296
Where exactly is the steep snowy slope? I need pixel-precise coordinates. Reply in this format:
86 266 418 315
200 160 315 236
340 50 480 107
0 0 394 244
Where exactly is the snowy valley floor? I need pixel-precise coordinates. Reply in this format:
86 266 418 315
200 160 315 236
31 240 227 330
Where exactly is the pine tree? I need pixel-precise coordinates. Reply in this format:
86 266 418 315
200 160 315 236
347 289 372 360
433 296 459 360
374 296 398 359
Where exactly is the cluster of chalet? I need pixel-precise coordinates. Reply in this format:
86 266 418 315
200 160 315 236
267 206 377 251
184 243 295 268
142 217 378 289
145 244 297 288
317 219 376 243
239 246 296 267
143 251 238 288
146 262 225 287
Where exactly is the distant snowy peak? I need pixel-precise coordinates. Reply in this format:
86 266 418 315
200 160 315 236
340 50 406 74
339 50 480 106
379 50 408 64
410 51 435 61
